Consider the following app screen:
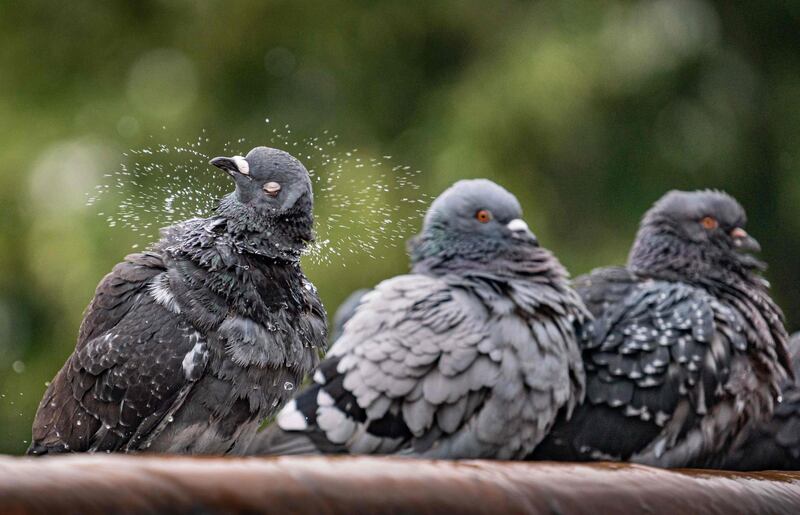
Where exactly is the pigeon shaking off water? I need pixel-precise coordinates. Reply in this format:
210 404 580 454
531 190 790 468
250 179 588 459
28 147 326 455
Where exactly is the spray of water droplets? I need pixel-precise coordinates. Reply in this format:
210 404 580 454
86 122 432 264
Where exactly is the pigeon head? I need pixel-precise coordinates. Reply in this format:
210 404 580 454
629 189 763 281
210 147 314 247
211 147 313 216
410 179 538 267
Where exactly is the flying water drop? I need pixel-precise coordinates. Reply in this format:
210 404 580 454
87 120 431 265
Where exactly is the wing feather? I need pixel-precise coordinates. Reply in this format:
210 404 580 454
266 274 496 454
29 253 207 454
534 267 754 465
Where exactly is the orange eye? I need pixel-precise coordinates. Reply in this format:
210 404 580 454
476 209 492 223
701 216 718 230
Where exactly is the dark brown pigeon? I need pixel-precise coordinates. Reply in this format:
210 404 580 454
28 146 326 455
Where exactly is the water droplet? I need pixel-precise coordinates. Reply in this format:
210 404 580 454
89 122 428 261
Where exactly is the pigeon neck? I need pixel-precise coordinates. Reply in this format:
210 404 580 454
411 242 585 327
214 195 312 261
409 229 504 274
628 227 764 289
410 231 565 283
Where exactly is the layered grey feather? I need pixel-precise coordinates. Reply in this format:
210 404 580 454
251 179 587 459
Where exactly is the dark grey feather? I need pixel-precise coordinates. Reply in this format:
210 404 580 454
532 190 790 468
28 147 326 456
718 333 800 470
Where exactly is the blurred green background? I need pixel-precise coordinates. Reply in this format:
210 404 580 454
1 0 799 454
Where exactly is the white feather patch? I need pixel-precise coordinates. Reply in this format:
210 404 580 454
232 155 250 175
317 388 335 407
313 369 326 385
182 334 207 380
148 273 181 314
318 405 356 444
277 400 308 431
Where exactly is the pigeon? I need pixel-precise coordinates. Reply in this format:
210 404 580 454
249 179 588 459
330 289 369 342
28 146 327 455
530 190 791 468
719 332 800 471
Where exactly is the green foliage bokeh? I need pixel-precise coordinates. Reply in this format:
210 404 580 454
0 0 798 454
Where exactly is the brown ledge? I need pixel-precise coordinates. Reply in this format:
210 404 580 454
1 455 799 514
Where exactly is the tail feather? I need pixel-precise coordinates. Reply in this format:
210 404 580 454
248 424 320 456
26 441 69 456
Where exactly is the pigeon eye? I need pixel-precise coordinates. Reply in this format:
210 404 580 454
475 209 492 223
264 182 281 197
701 216 718 230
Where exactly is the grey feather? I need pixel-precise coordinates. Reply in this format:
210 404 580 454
252 179 587 459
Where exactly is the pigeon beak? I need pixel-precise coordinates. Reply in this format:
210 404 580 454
209 156 251 179
731 227 760 253
507 219 538 245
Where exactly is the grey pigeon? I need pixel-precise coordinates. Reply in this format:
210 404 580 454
719 332 800 470
249 179 588 459
531 190 791 468
28 147 326 455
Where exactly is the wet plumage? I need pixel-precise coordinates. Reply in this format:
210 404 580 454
719 332 800 471
532 190 790 468
28 147 326 455
250 179 587 459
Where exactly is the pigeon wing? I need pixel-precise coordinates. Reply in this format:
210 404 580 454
573 266 637 319
29 253 208 454
719 333 800 470
569 268 748 462
269 274 498 455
